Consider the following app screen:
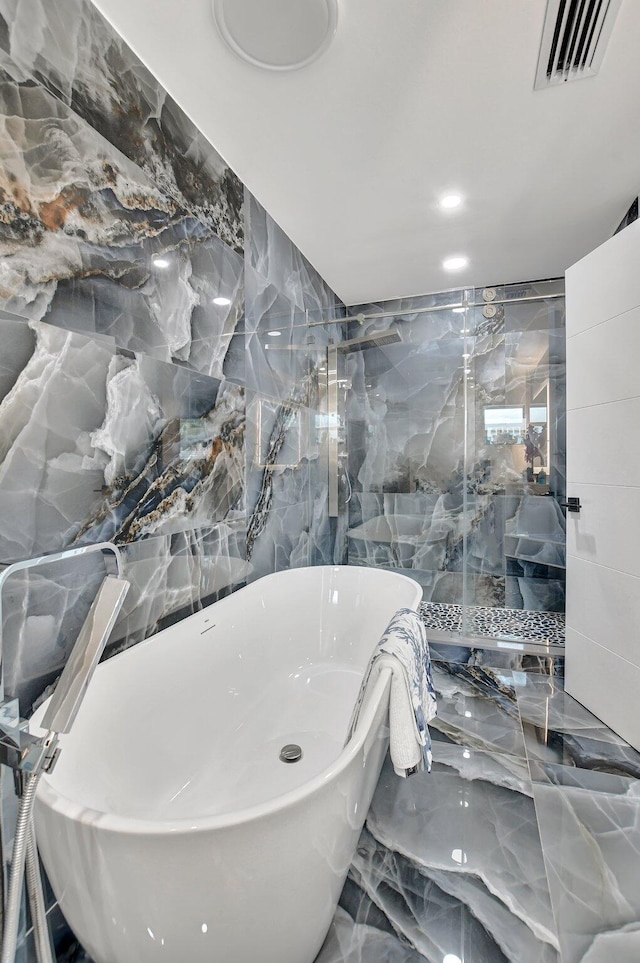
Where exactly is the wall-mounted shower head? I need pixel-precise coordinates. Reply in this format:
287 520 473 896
336 330 402 353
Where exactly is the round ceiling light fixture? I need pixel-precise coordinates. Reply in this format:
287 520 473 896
440 193 463 209
443 255 469 272
213 0 338 71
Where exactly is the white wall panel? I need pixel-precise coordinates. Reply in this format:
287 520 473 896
566 218 640 338
565 628 640 751
566 556 640 666
566 221 640 752
566 484 640 579
568 397 640 488
566 304 640 410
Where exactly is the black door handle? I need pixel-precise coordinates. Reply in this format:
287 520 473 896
559 497 581 513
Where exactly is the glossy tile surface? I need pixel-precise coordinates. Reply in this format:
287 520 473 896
531 764 640 963
0 0 345 712
429 662 527 757
0 0 244 252
319 650 640 963
514 673 640 778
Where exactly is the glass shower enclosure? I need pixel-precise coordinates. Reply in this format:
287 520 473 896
328 278 566 645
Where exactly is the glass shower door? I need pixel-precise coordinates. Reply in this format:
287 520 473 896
340 300 469 619
337 279 566 644
461 280 566 642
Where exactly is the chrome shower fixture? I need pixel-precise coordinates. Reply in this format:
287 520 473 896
335 330 402 352
327 329 401 517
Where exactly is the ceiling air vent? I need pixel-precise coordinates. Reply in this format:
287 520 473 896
534 0 622 89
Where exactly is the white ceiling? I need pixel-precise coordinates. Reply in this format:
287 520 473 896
93 0 640 305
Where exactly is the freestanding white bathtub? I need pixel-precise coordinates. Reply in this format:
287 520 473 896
32 565 422 963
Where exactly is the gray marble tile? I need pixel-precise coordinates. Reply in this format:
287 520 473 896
531 763 640 963
345 754 559 962
0 317 246 708
0 321 245 557
243 196 345 580
316 904 424 963
0 0 243 251
429 662 527 758
0 70 244 375
429 640 565 678
514 673 640 778
247 195 343 323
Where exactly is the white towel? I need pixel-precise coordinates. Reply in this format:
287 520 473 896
346 608 437 777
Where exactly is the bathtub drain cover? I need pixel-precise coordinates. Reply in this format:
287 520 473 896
279 744 303 763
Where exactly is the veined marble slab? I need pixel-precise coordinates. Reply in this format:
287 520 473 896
0 70 244 374
0 0 243 251
532 764 640 963
0 317 246 708
514 672 640 779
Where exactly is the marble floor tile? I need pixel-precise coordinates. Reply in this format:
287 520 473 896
514 673 640 778
344 754 559 962
531 763 640 963
316 902 424 963
429 661 527 758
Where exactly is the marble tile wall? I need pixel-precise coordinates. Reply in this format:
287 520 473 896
0 0 244 252
0 0 345 717
0 3 346 959
0 10 244 717
244 193 346 583
342 279 566 624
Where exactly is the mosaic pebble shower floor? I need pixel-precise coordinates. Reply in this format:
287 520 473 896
420 601 565 645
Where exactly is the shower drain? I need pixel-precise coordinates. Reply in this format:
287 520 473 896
279 743 303 763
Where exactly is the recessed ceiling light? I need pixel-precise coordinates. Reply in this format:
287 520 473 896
267 330 282 337
443 956 463 963
213 0 338 71
452 307 465 314
443 256 469 272
152 257 170 269
440 194 462 209
213 296 232 306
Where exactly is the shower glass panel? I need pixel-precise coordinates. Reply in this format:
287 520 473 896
341 297 469 610
461 279 566 641
338 278 566 643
